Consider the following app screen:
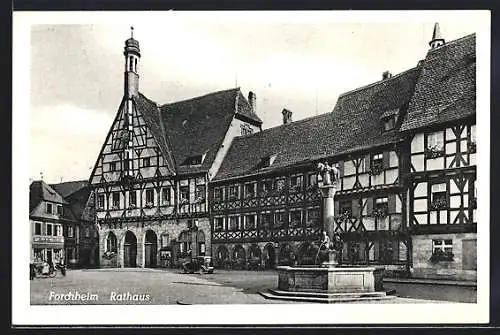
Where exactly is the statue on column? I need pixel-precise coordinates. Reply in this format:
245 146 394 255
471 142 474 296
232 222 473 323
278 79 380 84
317 161 340 186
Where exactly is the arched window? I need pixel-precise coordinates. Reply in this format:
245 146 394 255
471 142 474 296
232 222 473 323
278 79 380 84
134 58 138 72
106 232 117 252
129 56 133 71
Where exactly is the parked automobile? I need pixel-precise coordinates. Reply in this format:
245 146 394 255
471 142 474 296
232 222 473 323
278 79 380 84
182 256 214 274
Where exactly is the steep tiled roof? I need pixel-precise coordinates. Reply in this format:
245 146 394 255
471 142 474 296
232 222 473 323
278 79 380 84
50 180 88 198
214 66 421 181
400 34 476 131
159 88 260 175
30 180 68 213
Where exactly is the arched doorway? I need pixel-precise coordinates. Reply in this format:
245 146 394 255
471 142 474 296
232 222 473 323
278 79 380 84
247 244 262 270
144 230 158 268
232 245 246 270
278 243 296 266
263 243 276 270
123 231 137 267
215 245 229 269
298 242 317 265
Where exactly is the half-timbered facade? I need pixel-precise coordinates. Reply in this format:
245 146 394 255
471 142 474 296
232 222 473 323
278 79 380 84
88 32 262 268
209 65 422 275
401 32 477 280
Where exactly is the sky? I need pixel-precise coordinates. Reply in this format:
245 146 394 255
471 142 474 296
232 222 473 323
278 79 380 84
26 12 481 184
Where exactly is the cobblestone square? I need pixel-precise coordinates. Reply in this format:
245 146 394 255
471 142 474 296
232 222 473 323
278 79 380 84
30 268 476 305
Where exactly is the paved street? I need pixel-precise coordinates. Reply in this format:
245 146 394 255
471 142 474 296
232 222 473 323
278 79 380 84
30 268 476 305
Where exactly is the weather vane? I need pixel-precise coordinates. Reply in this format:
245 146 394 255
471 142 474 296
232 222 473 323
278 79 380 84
131 26 134 38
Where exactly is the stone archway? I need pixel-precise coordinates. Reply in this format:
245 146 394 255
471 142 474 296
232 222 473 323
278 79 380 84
144 229 158 268
247 244 262 270
123 230 137 267
263 243 276 270
232 245 246 270
215 245 230 269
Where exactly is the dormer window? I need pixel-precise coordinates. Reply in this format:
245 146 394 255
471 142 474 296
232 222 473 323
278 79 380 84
260 154 277 169
45 203 53 214
181 154 206 166
57 205 63 216
384 116 396 131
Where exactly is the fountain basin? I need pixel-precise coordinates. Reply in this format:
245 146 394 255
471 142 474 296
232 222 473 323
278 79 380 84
277 265 385 293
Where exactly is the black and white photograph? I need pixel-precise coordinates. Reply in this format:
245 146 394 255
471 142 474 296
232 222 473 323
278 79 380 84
12 10 490 325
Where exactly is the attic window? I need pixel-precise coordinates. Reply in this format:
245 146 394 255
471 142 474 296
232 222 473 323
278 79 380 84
261 154 277 168
384 116 396 131
182 154 206 166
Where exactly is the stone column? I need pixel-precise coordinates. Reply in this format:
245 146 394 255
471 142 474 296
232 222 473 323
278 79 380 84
318 183 338 267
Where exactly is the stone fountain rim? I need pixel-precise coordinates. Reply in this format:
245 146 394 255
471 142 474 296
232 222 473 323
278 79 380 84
276 265 385 272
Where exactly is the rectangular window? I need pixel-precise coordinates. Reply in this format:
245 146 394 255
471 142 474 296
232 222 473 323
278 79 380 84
374 197 388 216
112 192 120 208
214 188 223 202
426 131 445 158
276 178 285 192
307 173 317 189
34 222 42 235
57 205 63 216
244 214 256 230
129 191 137 207
46 203 53 214
339 200 352 217
123 159 130 171
55 225 62 237
240 124 253 136
195 185 206 202
161 187 171 205
306 208 320 227
244 183 256 198
68 226 74 238
290 175 303 192
229 216 240 231
145 189 154 206
371 153 384 171
261 212 272 229
97 194 105 209
143 157 151 167
431 183 448 210
179 186 189 203
432 239 453 254
110 162 117 172
161 234 169 247
289 210 302 227
228 185 239 200
274 211 285 227
214 217 224 231
261 179 274 194
46 223 52 236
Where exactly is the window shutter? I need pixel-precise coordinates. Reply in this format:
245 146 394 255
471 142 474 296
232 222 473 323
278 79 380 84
352 199 361 217
383 151 390 169
366 198 374 216
388 194 397 214
334 200 340 216
338 161 344 177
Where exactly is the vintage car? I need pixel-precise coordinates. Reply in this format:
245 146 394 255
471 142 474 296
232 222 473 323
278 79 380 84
182 256 214 274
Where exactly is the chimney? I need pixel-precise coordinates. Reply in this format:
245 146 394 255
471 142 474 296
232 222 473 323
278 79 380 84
382 71 392 80
282 108 293 125
248 91 257 114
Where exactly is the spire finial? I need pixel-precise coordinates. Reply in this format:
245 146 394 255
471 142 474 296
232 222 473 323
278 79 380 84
131 26 134 39
429 22 445 49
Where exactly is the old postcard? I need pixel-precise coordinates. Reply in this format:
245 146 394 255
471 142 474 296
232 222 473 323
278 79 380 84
12 10 490 325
